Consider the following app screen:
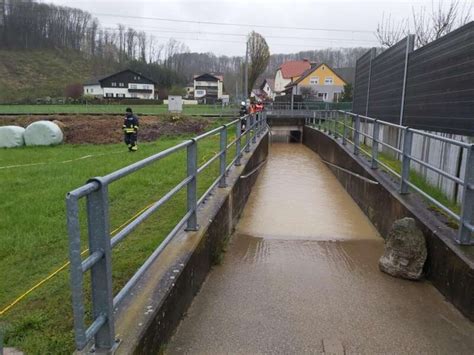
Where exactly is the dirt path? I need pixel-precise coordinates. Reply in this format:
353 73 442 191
0 115 215 144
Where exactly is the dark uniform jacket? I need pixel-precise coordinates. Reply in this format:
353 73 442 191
123 115 139 134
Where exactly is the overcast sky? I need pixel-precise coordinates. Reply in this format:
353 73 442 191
42 0 473 56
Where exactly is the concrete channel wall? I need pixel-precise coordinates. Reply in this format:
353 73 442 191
112 132 269 354
303 126 474 321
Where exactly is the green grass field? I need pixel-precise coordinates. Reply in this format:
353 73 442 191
0 104 237 116
0 121 238 353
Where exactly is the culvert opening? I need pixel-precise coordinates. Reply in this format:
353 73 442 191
270 129 302 143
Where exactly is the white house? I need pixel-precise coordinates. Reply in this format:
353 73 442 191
260 78 275 100
83 69 157 99
274 59 312 94
193 73 224 104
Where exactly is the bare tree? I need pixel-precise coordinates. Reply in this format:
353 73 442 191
247 31 270 96
376 0 472 48
376 13 409 47
138 31 147 62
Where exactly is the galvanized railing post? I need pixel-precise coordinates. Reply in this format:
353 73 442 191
333 111 338 139
354 114 360 155
342 113 347 146
400 127 413 194
458 144 474 245
312 111 316 126
252 113 257 144
235 119 242 166
318 112 322 130
245 115 251 153
219 127 227 188
86 179 115 351
371 120 379 169
186 140 199 230
67 193 87 350
327 111 332 135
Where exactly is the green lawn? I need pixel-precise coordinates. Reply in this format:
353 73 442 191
0 122 239 353
0 104 237 116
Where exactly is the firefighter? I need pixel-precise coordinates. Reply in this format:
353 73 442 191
239 101 247 133
123 107 139 152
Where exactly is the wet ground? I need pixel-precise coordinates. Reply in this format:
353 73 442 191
167 143 474 354
0 115 210 144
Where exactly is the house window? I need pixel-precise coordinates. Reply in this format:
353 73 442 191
131 93 138 98
130 84 137 89
318 92 328 100
324 77 333 85
119 82 124 87
309 77 319 85
111 82 117 87
105 93 114 97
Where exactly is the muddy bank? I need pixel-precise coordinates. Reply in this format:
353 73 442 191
0 115 214 144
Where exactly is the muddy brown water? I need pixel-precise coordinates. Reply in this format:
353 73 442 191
167 143 474 354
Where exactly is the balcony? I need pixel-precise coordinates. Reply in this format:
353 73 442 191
128 88 153 93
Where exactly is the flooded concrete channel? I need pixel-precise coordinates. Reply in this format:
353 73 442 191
167 143 474 354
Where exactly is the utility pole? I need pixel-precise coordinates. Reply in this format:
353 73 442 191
244 37 248 100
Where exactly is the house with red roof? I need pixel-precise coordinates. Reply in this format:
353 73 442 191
274 59 312 94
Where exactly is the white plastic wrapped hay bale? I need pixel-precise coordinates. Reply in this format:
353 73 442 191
24 120 63 146
0 126 26 148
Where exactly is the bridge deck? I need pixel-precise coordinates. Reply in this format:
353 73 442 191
167 143 474 354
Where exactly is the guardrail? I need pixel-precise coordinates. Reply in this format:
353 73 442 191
305 110 474 245
66 112 267 352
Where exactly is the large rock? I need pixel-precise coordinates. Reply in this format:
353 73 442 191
379 217 427 280
24 120 63 146
0 125 25 148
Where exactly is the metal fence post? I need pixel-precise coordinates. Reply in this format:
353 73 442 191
313 111 316 126
400 128 413 194
458 145 474 245
219 127 227 188
235 119 242 166
327 111 332 135
186 140 198 230
342 113 347 146
245 115 251 153
318 112 322 130
252 113 257 144
354 114 360 155
67 194 87 350
86 179 115 351
371 120 379 169
333 111 338 139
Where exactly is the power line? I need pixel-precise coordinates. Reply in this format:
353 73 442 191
102 25 379 44
104 29 373 49
94 12 376 34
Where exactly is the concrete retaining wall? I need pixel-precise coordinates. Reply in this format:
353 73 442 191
303 126 474 321
114 132 269 354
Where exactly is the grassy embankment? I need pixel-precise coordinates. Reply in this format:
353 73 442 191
0 49 110 103
0 104 236 116
0 121 238 353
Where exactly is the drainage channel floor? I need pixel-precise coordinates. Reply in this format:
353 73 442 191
167 143 474 354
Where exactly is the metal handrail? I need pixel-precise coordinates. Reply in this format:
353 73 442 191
66 112 268 351
308 110 473 246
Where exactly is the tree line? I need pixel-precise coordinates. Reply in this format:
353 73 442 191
0 0 371 96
